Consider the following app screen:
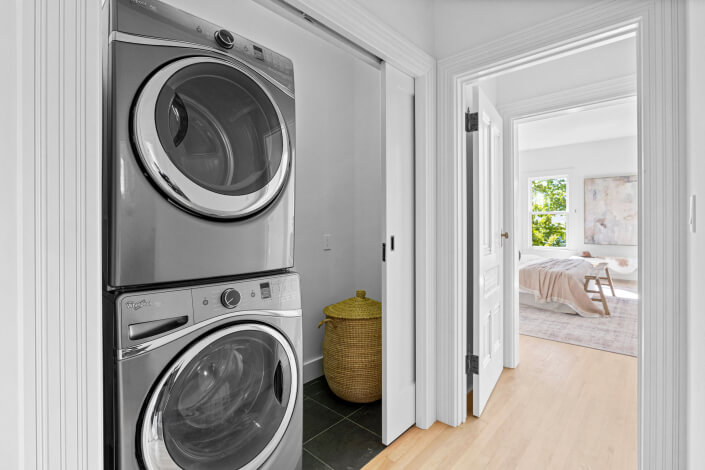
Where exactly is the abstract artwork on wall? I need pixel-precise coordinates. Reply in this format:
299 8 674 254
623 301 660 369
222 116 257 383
584 175 638 245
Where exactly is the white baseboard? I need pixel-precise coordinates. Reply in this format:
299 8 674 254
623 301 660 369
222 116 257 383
303 355 324 383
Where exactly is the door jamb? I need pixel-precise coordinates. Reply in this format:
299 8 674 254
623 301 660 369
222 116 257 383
437 2 687 468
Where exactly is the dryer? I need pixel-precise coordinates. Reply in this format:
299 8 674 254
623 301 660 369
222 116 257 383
104 0 296 288
104 272 303 469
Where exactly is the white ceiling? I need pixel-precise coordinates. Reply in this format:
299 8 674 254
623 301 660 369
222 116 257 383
518 98 637 151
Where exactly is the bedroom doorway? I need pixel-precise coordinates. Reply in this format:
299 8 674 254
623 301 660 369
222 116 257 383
441 2 684 465
463 28 640 460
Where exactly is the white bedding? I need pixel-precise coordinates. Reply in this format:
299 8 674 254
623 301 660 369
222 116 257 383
517 254 605 317
519 292 577 314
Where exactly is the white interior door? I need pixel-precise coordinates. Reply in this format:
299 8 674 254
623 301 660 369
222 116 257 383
470 86 504 417
381 62 416 445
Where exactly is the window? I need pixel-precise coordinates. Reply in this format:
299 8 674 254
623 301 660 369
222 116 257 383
530 176 568 247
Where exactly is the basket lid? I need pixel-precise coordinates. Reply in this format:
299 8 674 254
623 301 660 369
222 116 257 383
323 290 381 319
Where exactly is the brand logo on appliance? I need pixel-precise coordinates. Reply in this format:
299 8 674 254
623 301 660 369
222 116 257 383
126 299 152 310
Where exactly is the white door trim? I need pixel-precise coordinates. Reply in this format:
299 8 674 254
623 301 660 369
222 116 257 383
497 74 637 121
257 0 438 429
437 1 687 469
15 0 103 468
500 75 638 369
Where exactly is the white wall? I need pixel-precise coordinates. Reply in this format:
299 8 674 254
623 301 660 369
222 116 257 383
433 0 597 59
355 0 435 56
494 37 636 109
518 137 638 278
0 0 20 466
353 64 383 302
686 0 705 466
165 0 383 381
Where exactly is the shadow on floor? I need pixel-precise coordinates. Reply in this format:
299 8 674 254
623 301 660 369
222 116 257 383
303 376 384 470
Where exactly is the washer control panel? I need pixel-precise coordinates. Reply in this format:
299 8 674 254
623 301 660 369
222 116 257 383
116 273 301 349
192 274 300 324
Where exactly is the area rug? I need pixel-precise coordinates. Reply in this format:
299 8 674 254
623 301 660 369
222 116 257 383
519 295 638 357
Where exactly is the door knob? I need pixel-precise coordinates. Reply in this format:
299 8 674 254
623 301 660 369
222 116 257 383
501 232 509 239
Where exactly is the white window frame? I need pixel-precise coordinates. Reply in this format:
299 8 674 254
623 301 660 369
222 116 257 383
528 175 570 250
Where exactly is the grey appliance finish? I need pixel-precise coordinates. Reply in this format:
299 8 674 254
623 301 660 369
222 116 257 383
104 0 296 288
109 272 302 470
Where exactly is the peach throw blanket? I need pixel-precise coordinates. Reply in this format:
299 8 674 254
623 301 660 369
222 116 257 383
519 258 605 317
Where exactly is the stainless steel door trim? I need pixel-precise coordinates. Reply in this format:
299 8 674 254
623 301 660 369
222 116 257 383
133 55 291 219
109 31 294 97
118 308 302 361
140 323 298 470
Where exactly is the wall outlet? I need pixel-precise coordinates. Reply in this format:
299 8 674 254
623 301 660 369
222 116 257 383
323 233 332 251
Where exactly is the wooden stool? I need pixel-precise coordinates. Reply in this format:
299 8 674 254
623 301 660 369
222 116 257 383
584 263 611 316
599 266 616 296
577 256 617 296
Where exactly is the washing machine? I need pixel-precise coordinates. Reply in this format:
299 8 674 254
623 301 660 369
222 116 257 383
103 272 302 469
103 0 296 288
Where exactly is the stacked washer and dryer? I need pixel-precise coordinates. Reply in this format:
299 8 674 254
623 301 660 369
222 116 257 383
102 0 302 468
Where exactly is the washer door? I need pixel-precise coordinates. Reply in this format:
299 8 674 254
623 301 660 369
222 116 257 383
140 324 298 470
133 56 291 219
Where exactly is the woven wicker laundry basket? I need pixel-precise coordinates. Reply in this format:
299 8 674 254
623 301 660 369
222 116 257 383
318 290 381 403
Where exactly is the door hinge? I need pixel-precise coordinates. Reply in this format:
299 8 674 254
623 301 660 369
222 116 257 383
466 354 479 375
382 242 386 262
465 110 478 133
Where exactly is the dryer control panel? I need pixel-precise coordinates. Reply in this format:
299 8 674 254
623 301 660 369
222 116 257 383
116 272 301 350
110 0 295 94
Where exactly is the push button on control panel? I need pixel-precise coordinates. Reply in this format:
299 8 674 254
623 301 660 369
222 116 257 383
253 44 265 61
220 288 241 309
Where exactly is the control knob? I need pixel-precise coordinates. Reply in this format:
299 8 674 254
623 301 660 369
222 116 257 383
220 288 241 309
214 29 235 49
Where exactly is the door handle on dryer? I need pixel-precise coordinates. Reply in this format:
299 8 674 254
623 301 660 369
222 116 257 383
273 361 284 404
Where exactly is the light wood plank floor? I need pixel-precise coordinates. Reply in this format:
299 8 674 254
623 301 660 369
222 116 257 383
364 335 637 470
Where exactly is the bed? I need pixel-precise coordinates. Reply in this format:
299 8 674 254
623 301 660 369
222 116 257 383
518 255 607 317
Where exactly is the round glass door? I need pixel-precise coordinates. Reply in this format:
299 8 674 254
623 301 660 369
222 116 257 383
140 324 297 470
133 57 291 219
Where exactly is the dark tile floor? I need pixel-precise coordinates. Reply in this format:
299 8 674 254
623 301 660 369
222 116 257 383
303 376 385 470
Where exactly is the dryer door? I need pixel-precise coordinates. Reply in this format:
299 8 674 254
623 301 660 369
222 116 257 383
133 56 291 219
140 323 298 470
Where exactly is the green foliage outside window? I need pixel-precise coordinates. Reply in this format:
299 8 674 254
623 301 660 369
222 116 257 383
531 178 567 247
